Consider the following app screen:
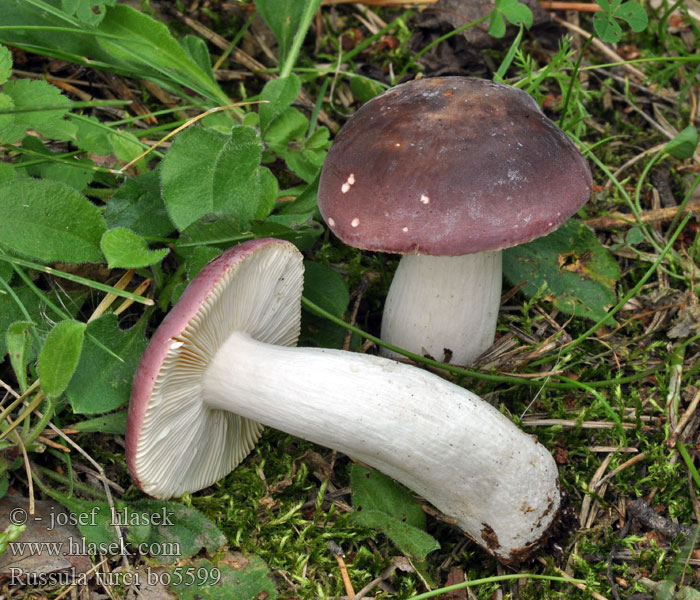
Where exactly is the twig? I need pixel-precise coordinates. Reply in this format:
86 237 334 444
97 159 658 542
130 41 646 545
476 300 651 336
540 1 603 10
593 452 648 489
668 389 700 448
585 201 700 230
627 498 694 538
521 418 647 430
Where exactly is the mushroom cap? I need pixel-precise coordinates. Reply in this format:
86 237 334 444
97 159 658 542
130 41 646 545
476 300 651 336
126 238 304 499
318 77 592 256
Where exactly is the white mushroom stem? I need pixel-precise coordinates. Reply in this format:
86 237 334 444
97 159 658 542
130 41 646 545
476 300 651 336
380 251 502 365
204 330 560 562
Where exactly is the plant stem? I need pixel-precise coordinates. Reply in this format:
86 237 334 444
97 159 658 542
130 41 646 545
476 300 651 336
279 0 323 80
558 35 593 130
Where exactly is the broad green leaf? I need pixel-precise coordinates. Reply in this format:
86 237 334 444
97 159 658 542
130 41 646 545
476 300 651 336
0 93 13 134
616 1 648 31
105 171 174 237
503 219 621 322
130 499 227 564
300 260 350 349
184 246 224 281
0 79 72 144
0 286 41 359
350 77 385 103
303 261 349 318
259 75 301 133
263 107 309 155
0 179 106 263
38 320 86 397
664 125 699 159
161 126 264 231
255 0 307 65
350 465 439 559
69 411 128 435
180 35 214 81
0 163 14 185
20 135 93 191
43 493 225 563
257 167 278 219
498 0 533 28
6 321 34 393
169 556 277 599
593 12 622 43
66 314 147 414
109 130 147 173
61 0 116 26
0 45 11 85
488 10 507 38
71 115 113 155
100 227 169 268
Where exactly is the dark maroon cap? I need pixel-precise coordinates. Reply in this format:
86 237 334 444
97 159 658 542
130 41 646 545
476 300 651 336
318 77 592 256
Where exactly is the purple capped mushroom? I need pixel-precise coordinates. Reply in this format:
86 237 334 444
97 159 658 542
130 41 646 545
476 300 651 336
318 76 592 365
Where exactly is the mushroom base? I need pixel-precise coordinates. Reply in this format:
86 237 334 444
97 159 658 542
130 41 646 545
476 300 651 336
380 252 502 365
204 331 561 562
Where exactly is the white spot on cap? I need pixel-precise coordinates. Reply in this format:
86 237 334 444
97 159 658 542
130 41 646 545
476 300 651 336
402 227 409 232
548 222 554 227
420 194 430 204
341 173 356 194
395 143 401 147
351 218 360 228
328 217 335 227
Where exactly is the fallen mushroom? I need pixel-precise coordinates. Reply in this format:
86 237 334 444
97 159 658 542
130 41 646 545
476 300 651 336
127 238 564 563
318 77 592 365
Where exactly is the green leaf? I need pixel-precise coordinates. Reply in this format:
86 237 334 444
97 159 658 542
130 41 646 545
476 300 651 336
105 171 174 237
0 179 106 263
169 556 277 599
498 0 533 28
109 130 147 173
19 135 93 191
664 125 699 159
302 261 349 318
615 1 648 32
350 465 439 559
593 12 622 43
38 320 86 397
350 77 385 104
6 321 34 393
180 35 214 81
0 286 41 359
0 79 71 144
255 0 307 65
264 107 309 155
161 126 265 231
66 314 147 414
69 411 128 435
71 115 113 155
97 4 225 103
130 499 227 564
503 219 621 322
488 9 507 38
0 45 12 85
259 75 301 133
61 0 116 26
100 228 169 268
0 93 13 134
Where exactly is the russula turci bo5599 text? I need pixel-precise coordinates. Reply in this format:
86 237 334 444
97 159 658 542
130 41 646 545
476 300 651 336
127 238 565 563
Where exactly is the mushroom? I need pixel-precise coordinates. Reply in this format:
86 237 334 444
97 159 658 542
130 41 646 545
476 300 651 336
317 77 592 365
127 238 565 563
